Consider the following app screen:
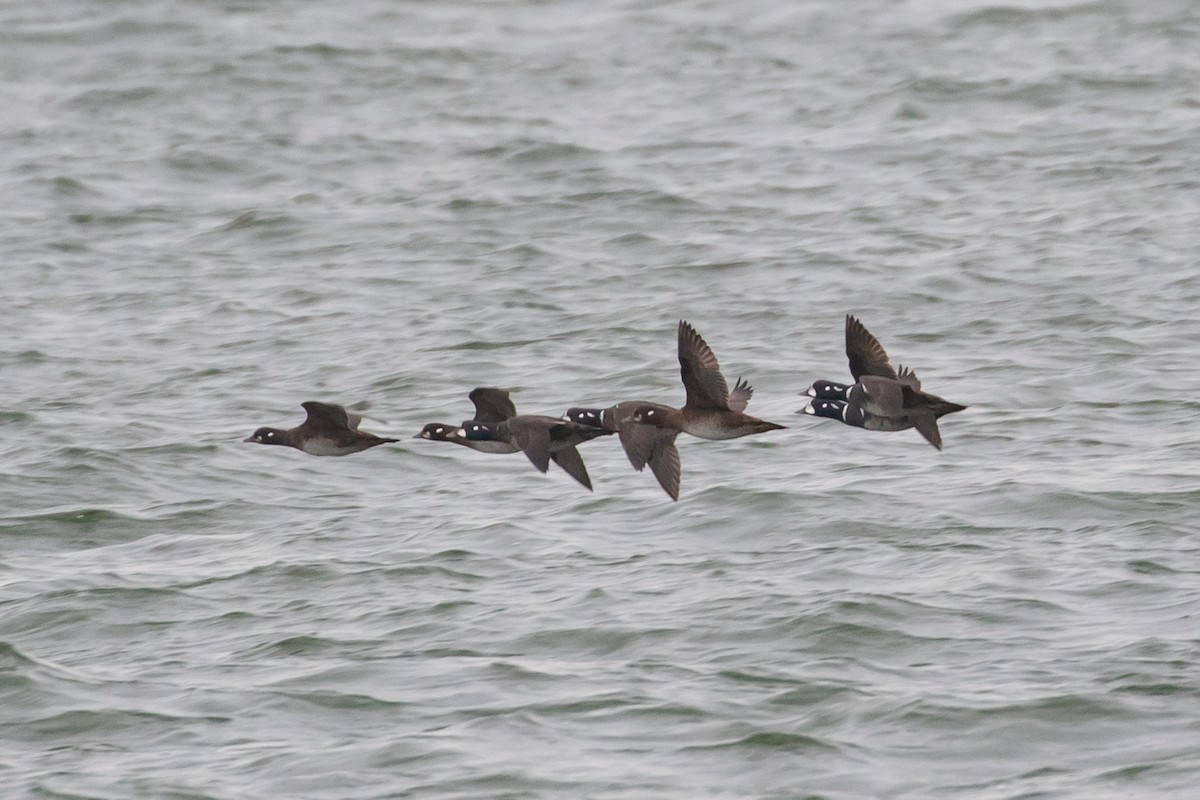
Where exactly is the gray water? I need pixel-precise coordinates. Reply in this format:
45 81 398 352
3 1 1199 797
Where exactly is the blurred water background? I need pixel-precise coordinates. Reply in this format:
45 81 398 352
2 1 1199 797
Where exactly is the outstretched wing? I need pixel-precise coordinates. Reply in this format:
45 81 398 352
895 364 921 390
911 412 943 450
727 378 753 412
845 314 899 382
507 418 553 472
469 387 517 422
301 401 352 431
678 320 730 410
550 446 593 490
646 434 681 501
617 418 658 471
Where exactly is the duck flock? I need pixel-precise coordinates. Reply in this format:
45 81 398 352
244 315 967 500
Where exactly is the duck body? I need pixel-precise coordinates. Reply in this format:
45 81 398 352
642 405 785 440
564 401 682 500
414 387 521 453
807 375 960 418
244 401 397 456
459 415 613 490
595 321 782 499
624 321 785 441
414 421 520 454
802 315 965 450
804 398 918 433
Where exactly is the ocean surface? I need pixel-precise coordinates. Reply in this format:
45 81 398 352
2 1 1199 797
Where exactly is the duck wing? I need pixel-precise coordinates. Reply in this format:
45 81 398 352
646 434 681 501
469 387 517 422
617 420 656 471
678 320 730 410
615 402 668 468
506 417 553 472
895 364 922 390
845 314 899 382
727 377 753 413
550 446 593 490
911 412 944 450
300 401 353 431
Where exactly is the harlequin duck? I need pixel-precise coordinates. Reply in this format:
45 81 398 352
244 401 397 455
803 315 965 449
563 402 681 500
456 416 613 490
623 320 785 440
414 387 519 454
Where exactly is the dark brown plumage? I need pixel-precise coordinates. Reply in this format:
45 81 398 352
804 315 966 449
458 415 613 490
626 321 785 441
419 388 612 488
564 402 682 500
244 401 397 456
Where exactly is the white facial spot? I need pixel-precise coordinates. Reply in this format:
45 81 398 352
435 427 444 434
586 411 596 418
266 431 275 438
646 410 655 416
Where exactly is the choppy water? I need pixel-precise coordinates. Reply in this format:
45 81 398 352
3 1 1200 797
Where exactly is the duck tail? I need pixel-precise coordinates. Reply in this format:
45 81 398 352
932 401 967 418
